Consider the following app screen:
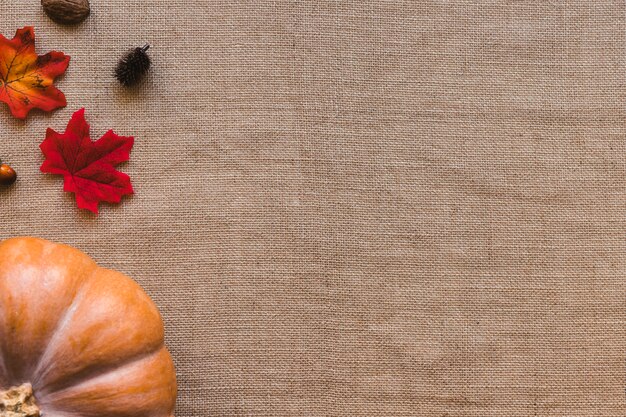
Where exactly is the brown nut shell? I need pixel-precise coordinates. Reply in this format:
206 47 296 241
0 164 16 186
42 0 90 25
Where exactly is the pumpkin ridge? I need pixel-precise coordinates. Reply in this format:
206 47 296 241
39 346 176 416
0 346 7 388
30 269 96 389
38 342 166 397
33 267 165 396
0 237 100 383
0 281 9 387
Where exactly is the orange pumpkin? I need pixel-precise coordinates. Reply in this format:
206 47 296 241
0 237 177 417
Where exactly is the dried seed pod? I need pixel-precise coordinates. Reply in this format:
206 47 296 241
115 45 151 87
41 0 90 25
0 163 16 186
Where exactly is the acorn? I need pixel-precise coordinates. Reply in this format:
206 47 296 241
115 45 151 87
0 162 16 186
41 0 90 25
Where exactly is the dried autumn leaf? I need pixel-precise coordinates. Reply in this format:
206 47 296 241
40 108 134 214
0 26 70 119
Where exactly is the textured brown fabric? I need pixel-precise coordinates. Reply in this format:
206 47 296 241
1 1 625 416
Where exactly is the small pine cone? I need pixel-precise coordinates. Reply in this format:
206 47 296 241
115 45 151 87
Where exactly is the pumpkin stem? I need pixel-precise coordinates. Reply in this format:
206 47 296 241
0 383 40 417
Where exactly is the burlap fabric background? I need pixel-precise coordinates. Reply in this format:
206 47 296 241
0 1 624 416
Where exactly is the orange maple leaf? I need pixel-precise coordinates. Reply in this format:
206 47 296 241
0 27 70 119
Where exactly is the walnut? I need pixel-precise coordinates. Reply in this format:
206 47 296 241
41 0 90 25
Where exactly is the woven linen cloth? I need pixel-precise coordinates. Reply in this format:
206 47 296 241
1 1 625 416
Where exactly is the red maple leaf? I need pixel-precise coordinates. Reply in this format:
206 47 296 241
40 108 134 214
0 27 70 119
